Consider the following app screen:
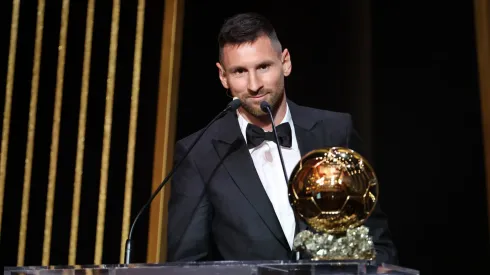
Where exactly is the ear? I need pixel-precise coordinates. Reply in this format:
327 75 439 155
216 62 229 89
281 49 292 76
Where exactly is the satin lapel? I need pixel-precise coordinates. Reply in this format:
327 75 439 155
294 125 323 157
212 112 291 251
292 125 322 234
288 101 324 157
288 100 325 234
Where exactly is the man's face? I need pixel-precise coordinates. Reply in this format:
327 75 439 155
216 35 292 117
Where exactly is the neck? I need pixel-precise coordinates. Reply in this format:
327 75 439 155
239 96 287 131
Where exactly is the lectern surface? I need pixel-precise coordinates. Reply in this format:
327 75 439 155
4 260 420 275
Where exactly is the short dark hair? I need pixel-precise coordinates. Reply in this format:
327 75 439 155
218 12 282 62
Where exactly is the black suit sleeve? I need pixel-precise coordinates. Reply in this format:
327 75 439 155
344 115 399 265
166 140 211 262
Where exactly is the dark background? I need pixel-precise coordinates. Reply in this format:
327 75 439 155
1 1 489 275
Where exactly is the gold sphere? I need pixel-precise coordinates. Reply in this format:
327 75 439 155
288 147 378 234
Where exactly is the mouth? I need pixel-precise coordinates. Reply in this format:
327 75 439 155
248 93 268 100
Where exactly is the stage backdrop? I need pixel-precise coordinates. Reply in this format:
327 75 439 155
0 0 182 266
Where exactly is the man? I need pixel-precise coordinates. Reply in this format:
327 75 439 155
166 12 398 264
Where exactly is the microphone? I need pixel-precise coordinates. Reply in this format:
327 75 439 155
124 97 242 264
260 101 289 186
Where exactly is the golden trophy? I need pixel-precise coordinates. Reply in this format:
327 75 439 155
288 147 378 261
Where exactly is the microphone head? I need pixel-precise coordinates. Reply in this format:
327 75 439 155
260 101 271 113
228 97 242 111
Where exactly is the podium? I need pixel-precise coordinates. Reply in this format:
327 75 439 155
5 260 419 274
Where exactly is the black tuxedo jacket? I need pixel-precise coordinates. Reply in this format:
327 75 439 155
166 100 398 264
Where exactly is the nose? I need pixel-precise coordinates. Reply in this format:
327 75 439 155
247 71 263 93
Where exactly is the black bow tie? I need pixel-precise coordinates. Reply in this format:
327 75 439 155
245 123 292 149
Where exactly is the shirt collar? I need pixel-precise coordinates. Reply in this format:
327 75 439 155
237 103 294 145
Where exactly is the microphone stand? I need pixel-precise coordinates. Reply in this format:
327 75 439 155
124 98 241 264
260 101 301 261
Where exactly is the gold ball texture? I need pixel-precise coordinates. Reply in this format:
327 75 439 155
288 147 378 234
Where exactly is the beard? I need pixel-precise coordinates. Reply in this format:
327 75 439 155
240 88 284 117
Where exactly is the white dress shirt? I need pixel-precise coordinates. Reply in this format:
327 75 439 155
237 104 301 249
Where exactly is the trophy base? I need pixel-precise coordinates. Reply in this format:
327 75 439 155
292 225 376 261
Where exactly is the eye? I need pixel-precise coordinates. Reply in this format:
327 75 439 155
258 64 270 71
233 68 246 74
